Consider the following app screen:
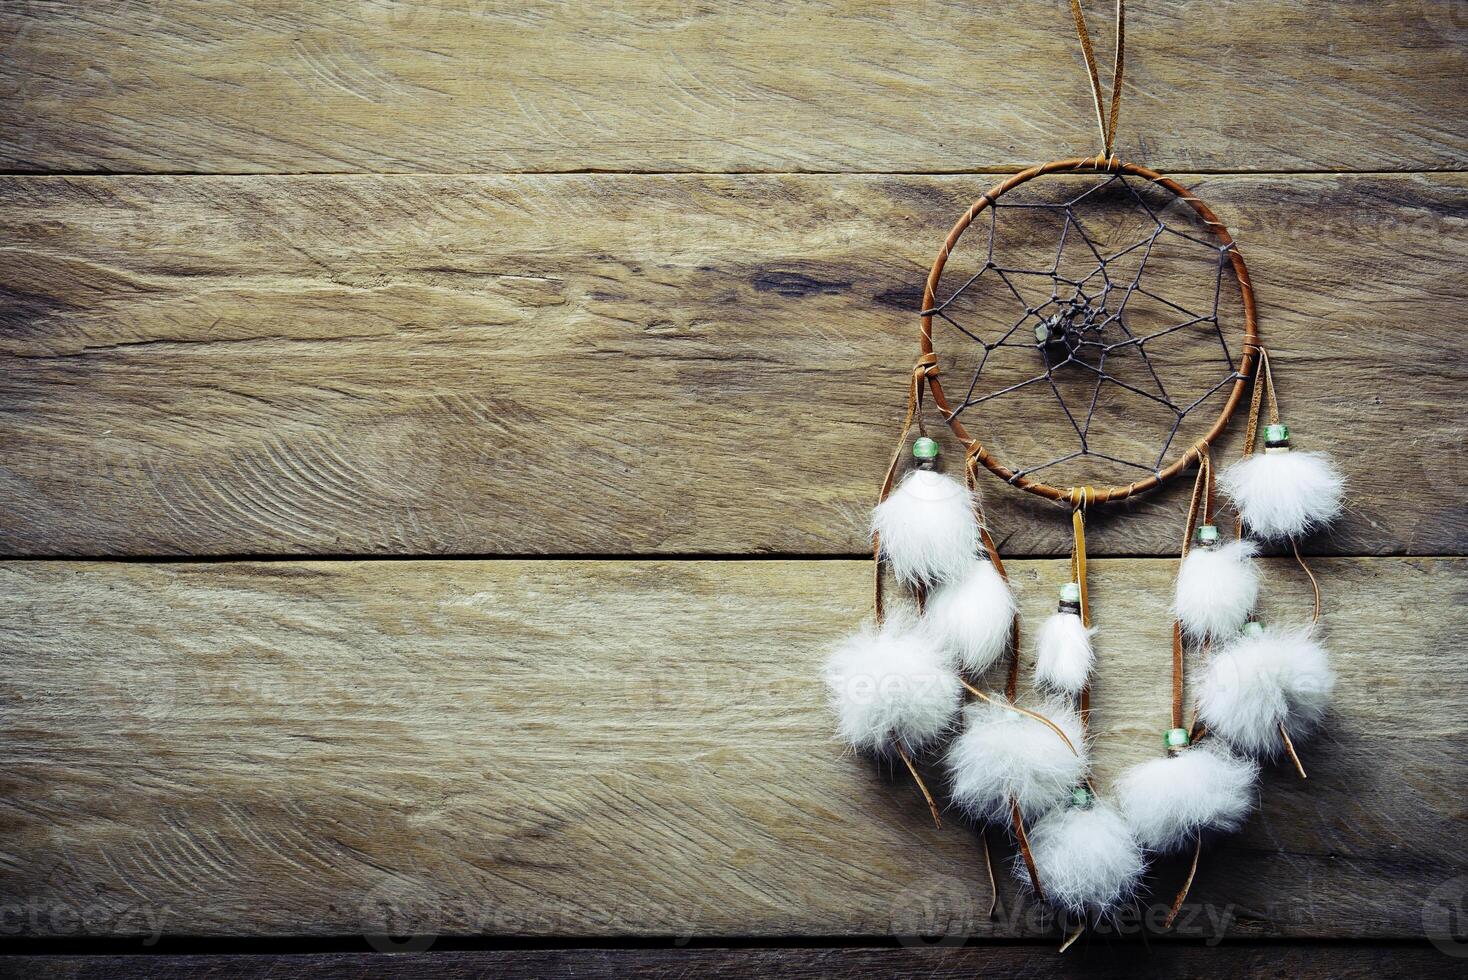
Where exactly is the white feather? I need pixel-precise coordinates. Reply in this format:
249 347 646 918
924 557 1015 674
1196 625 1336 757
1033 611 1095 695
1115 743 1259 852
1220 450 1344 540
1173 539 1259 642
871 469 979 586
823 615 962 755
1016 802 1145 916
945 697 1086 825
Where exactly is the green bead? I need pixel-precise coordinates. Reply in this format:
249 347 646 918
1165 727 1191 749
1059 582 1082 604
1243 620 1265 637
1264 422 1291 444
912 436 940 460
1194 524 1220 546
1070 786 1094 809
1034 322 1051 344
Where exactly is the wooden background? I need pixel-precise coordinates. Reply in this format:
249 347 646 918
0 1 1465 976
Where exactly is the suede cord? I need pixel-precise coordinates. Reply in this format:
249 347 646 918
1174 446 1212 731
1068 0 1125 160
1068 487 1093 734
873 354 940 624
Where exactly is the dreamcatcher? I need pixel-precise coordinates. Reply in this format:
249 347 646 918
823 0 1344 944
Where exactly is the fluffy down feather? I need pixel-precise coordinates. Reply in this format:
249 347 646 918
945 698 1086 825
1033 611 1095 695
824 615 962 755
924 557 1015 674
1173 540 1259 642
1196 625 1335 757
1115 743 1259 852
1220 451 1344 540
871 469 979 586
1016 802 1145 916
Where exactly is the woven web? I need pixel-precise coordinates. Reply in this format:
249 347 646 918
926 173 1243 486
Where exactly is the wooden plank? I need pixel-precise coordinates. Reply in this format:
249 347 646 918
0 557 1461 939
2 945 1460 979
1 172 1463 557
0 1 1463 174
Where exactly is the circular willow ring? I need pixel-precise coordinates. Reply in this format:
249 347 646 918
919 157 1258 504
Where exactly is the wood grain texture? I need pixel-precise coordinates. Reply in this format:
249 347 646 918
0 1 1464 174
0 557 1462 940
2 172 1464 558
2 945 1461 979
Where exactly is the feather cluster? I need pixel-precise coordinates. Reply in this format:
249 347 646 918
1174 540 1259 642
945 698 1086 825
1033 611 1095 695
1017 802 1145 916
1116 743 1259 852
823 616 961 755
925 557 1015 674
871 470 978 586
1196 625 1335 757
1220 451 1344 540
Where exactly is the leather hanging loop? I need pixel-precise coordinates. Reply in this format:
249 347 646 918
1068 0 1126 158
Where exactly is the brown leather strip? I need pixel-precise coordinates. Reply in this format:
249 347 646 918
1068 0 1125 158
1240 345 1268 461
1059 922 1087 953
1262 346 1281 426
1171 621 1187 732
872 354 941 622
896 743 942 830
1163 834 1203 929
1203 449 1216 525
1069 488 1093 732
961 681 1080 757
1070 496 1092 629
1106 0 1125 153
1291 536 1322 624
1279 722 1308 780
1232 342 1263 552
1173 449 1210 730
980 828 998 921
1011 796 1045 902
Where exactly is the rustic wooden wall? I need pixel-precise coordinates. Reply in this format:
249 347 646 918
0 1 1464 977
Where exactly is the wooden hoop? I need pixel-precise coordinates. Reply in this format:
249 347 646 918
920 157 1259 504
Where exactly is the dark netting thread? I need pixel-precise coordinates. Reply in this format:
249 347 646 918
923 172 1242 483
